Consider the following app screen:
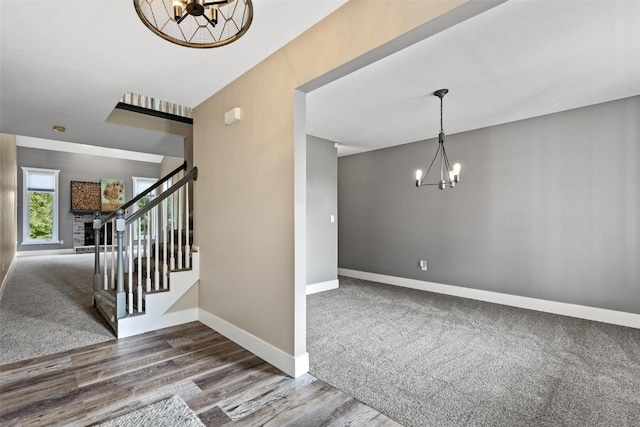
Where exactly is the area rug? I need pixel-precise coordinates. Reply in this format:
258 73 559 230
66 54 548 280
96 396 204 427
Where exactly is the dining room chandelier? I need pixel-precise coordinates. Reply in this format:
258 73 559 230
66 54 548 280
134 0 253 48
415 89 461 190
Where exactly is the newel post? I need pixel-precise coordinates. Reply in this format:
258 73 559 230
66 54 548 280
92 212 102 292
115 209 127 319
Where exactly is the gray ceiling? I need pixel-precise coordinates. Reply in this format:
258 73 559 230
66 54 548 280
1 1 639 160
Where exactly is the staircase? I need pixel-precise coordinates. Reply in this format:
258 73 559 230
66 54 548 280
91 162 199 338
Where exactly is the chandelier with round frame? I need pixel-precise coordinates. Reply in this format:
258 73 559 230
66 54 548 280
134 0 253 48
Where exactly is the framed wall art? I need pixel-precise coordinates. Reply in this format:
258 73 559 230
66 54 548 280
70 181 101 212
101 178 126 211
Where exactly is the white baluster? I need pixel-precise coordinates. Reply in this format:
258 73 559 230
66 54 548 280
137 219 142 286
154 204 160 291
128 227 133 315
185 181 191 269
145 211 151 293
162 194 168 290
110 219 116 289
103 219 108 290
177 174 183 270
137 219 143 312
170 181 175 271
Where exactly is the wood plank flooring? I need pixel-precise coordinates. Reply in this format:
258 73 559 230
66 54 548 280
0 322 399 426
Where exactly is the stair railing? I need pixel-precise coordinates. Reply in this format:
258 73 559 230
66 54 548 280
92 160 187 292
114 167 198 319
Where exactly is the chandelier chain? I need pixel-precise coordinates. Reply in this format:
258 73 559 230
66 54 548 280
440 95 444 134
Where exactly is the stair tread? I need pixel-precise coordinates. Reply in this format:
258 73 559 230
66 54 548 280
96 287 172 295
94 291 117 334
95 290 115 304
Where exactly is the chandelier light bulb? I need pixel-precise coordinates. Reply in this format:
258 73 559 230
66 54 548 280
172 0 184 20
449 163 461 182
452 163 461 183
210 6 219 24
415 169 423 181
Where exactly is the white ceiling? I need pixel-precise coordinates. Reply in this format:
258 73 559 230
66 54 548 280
0 0 348 158
1 1 639 160
306 0 640 157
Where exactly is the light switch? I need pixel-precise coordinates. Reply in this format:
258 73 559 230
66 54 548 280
330 215 335 223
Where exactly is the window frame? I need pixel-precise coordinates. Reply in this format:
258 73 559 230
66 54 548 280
132 176 158 240
22 167 61 245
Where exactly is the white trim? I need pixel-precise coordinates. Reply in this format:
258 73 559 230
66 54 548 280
293 90 308 363
0 253 17 299
132 176 158 240
132 176 159 196
338 269 640 329
152 308 199 330
16 249 74 257
22 167 60 245
306 279 339 295
16 135 164 163
20 240 62 246
198 308 310 378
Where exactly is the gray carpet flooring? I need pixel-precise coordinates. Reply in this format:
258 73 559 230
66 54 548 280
0 253 114 365
307 276 640 427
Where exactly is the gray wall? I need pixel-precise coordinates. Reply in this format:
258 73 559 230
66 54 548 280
17 147 161 252
307 135 338 285
338 96 640 314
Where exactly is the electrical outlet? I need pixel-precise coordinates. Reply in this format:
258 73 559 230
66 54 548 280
419 260 428 271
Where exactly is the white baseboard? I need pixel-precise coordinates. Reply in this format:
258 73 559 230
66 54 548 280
16 249 74 257
120 308 199 338
0 254 17 299
306 279 339 295
153 308 199 330
338 268 640 329
198 308 309 378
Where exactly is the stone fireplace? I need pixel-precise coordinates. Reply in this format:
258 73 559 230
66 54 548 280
73 214 113 254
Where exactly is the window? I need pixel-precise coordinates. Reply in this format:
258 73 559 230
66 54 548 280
22 167 60 244
133 177 157 239
163 179 174 232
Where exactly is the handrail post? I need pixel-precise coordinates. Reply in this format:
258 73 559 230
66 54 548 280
93 212 102 292
115 209 126 319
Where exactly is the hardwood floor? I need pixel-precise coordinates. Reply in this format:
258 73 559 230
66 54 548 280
0 322 399 426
